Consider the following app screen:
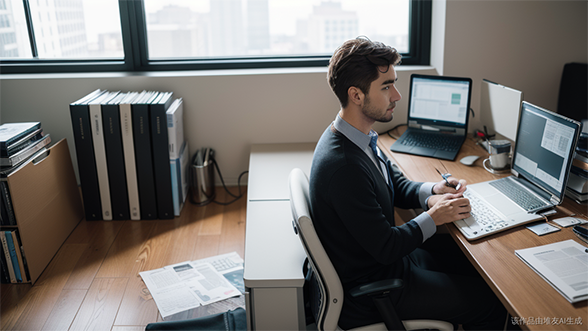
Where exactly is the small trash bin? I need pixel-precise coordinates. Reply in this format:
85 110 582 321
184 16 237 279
190 148 215 206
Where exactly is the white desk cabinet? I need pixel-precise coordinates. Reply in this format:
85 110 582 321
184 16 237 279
244 143 315 330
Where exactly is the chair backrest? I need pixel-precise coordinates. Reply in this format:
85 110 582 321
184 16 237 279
288 168 344 331
558 62 587 122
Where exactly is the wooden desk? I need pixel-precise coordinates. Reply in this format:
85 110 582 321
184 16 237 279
379 128 588 330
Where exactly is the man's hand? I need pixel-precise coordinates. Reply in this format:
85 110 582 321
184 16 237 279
426 193 471 226
432 177 467 195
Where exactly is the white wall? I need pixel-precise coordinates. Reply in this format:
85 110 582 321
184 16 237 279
1 0 586 185
0 67 436 185
438 0 587 133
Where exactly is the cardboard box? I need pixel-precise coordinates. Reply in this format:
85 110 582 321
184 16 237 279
6 138 83 283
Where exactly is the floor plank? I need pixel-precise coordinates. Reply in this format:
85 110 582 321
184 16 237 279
197 191 226 236
34 243 87 288
8 285 62 331
192 235 220 260
114 275 159 327
219 192 247 257
1 283 13 301
8 244 87 330
159 204 203 265
1 284 33 330
40 289 87 331
95 221 156 278
63 220 124 290
114 219 177 326
69 277 128 331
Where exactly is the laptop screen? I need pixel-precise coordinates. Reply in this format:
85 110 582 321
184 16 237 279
408 74 472 129
512 101 581 200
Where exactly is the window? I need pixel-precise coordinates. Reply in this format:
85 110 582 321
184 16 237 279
0 0 431 74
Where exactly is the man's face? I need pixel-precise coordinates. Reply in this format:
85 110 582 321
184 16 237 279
361 65 402 123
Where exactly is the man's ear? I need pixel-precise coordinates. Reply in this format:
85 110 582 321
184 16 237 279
347 86 364 106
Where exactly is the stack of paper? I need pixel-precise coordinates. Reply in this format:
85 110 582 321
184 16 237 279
140 252 244 319
515 240 588 303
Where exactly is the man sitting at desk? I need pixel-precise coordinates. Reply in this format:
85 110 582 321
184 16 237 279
309 37 507 330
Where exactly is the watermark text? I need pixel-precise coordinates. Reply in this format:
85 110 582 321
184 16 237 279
511 317 583 326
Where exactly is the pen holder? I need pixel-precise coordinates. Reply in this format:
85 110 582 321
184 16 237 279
190 153 216 206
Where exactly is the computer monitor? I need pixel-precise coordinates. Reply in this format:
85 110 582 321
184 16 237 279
480 79 523 141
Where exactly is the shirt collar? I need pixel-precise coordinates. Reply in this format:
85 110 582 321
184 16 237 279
333 114 379 151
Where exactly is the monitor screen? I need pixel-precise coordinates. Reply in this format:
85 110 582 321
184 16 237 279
408 75 472 127
512 102 581 199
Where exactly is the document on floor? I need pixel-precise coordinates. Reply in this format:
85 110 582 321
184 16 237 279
515 239 588 303
140 252 243 319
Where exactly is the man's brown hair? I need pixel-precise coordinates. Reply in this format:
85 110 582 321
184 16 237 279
327 37 401 108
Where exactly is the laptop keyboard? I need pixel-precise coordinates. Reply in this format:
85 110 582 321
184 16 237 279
489 177 547 212
463 190 509 232
455 188 543 240
400 132 463 151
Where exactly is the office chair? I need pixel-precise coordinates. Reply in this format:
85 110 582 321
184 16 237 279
288 168 453 331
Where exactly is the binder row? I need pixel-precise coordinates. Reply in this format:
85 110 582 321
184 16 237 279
0 229 30 283
70 89 188 221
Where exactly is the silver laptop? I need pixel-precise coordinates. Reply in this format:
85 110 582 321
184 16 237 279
390 74 473 160
455 101 582 240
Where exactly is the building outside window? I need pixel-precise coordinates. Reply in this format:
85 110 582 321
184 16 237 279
0 0 427 73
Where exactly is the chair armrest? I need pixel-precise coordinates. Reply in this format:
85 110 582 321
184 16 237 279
349 279 404 298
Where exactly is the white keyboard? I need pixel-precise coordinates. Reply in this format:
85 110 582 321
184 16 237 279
454 191 511 240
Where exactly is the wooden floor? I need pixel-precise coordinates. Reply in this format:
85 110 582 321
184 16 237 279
1 187 247 331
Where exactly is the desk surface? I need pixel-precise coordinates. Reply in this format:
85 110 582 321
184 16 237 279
379 128 588 330
244 143 313 288
247 143 315 201
244 143 315 331
243 200 307 288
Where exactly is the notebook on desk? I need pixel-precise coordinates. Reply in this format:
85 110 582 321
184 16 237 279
455 101 582 240
390 74 473 160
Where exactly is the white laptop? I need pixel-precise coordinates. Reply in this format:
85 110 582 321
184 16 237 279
455 101 582 240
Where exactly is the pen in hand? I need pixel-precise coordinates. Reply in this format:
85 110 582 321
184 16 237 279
435 167 461 191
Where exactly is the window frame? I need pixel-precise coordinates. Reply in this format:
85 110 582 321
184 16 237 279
0 0 431 74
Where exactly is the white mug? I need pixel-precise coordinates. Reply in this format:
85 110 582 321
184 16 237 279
483 140 511 173
489 152 509 169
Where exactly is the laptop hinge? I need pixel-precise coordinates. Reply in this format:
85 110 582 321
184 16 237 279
407 121 465 134
550 196 560 205
421 125 441 131
408 121 420 128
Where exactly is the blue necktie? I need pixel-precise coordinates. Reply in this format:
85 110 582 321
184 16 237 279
369 135 392 187
369 134 380 161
